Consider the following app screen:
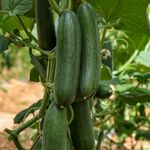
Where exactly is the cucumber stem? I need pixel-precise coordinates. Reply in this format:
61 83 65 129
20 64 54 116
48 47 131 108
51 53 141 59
67 106 74 126
49 0 61 14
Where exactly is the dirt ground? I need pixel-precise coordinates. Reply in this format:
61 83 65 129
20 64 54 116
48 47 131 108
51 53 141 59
0 79 44 150
0 79 150 150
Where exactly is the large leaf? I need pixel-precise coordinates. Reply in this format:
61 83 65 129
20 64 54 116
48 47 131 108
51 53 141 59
0 14 34 32
1 0 33 16
88 0 150 35
113 31 149 71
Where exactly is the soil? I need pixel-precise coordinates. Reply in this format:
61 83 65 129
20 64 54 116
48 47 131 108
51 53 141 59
0 79 44 150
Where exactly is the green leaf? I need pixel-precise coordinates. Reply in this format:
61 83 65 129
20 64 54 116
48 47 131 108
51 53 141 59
136 130 150 141
0 14 34 32
100 64 112 80
88 0 150 34
120 92 150 105
115 119 135 136
129 72 150 83
136 51 150 67
30 67 40 82
0 35 10 53
1 0 33 16
14 99 42 124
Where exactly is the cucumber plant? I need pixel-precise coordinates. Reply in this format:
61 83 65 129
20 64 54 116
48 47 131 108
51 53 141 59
1 0 150 150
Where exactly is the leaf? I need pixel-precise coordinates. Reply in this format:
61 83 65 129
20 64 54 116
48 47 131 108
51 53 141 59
29 50 46 80
88 0 150 35
1 0 33 16
100 64 112 80
0 14 35 32
136 130 150 141
129 72 150 83
120 92 150 105
136 51 150 67
115 119 135 136
30 67 40 82
14 99 42 124
0 35 10 53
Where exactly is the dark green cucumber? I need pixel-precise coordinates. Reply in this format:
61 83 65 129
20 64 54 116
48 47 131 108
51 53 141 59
35 0 56 50
42 102 68 150
95 83 113 99
77 2 101 99
33 138 42 150
70 98 95 150
54 10 81 106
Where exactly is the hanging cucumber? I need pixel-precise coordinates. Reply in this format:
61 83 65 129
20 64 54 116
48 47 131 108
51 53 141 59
42 102 68 150
54 10 81 106
95 83 113 99
35 0 56 50
70 98 95 150
77 2 101 99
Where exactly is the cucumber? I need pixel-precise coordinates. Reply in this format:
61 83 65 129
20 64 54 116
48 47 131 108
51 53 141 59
70 98 95 150
35 0 56 50
95 83 113 99
77 2 101 99
42 102 68 150
54 10 81 106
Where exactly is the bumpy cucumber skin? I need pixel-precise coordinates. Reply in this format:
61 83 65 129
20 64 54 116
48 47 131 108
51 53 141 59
35 0 56 50
42 102 68 150
70 99 95 150
54 10 81 106
95 83 113 99
77 2 101 99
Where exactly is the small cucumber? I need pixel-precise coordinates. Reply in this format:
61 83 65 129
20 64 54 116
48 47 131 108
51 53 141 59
70 98 95 150
95 83 113 99
77 2 101 99
42 102 68 150
54 10 81 106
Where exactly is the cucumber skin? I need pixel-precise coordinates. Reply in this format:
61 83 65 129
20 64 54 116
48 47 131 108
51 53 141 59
70 99 95 150
77 2 101 99
42 102 68 150
54 10 81 106
95 83 113 99
35 0 56 50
